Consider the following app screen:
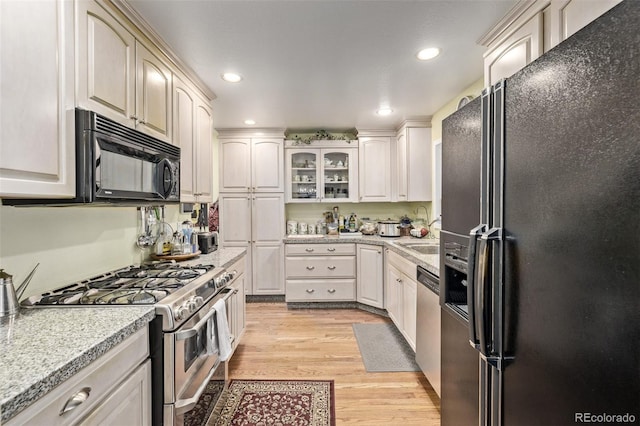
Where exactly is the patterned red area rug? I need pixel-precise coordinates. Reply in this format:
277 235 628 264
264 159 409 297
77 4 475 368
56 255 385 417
212 379 335 426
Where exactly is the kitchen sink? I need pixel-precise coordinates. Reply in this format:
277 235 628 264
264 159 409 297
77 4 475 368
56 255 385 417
395 241 440 255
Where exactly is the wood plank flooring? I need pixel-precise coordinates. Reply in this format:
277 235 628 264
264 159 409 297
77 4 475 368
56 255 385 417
227 302 441 425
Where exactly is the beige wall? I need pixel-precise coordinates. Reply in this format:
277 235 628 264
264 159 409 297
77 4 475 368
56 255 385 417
0 204 192 298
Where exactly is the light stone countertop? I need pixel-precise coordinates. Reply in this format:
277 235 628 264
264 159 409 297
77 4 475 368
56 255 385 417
283 234 440 277
0 246 247 423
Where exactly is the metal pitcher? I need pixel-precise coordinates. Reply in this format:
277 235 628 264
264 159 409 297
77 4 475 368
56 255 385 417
0 264 39 318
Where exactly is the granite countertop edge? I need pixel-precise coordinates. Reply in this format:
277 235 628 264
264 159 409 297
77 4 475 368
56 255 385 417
282 235 440 277
1 308 155 423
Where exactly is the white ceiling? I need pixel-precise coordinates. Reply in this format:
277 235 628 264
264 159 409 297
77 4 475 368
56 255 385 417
127 0 517 132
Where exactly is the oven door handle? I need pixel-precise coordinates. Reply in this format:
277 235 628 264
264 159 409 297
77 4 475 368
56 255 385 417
175 290 235 341
174 359 221 415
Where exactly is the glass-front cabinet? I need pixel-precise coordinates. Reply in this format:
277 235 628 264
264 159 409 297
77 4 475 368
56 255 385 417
285 143 358 203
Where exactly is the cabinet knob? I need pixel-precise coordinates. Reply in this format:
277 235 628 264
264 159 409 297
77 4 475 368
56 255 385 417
306 266 315 270
327 288 336 294
305 248 315 252
327 248 336 252
306 288 315 293
129 115 138 120
138 120 146 125
327 265 336 270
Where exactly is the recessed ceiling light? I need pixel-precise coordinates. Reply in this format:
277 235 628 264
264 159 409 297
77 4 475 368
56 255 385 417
221 72 242 83
244 119 256 125
416 47 440 61
376 108 393 116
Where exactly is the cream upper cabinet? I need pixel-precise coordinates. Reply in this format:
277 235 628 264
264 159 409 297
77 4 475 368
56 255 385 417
484 11 544 86
219 135 284 193
252 139 284 192
219 139 251 191
547 0 621 48
482 0 621 85
77 1 172 143
0 0 75 198
173 76 213 203
395 122 432 202
285 142 358 203
357 132 394 202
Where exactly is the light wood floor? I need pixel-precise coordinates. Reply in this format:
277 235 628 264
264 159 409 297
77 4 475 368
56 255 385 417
227 302 441 425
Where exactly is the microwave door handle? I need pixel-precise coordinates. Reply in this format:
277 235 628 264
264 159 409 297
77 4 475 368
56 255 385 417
159 159 173 198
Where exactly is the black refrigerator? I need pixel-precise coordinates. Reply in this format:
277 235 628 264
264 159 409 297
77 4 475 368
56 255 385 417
440 1 640 425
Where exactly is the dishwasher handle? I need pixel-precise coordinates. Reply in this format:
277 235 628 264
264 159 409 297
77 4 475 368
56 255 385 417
416 266 439 295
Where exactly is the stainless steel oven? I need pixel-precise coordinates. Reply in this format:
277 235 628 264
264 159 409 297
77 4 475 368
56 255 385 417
163 289 235 425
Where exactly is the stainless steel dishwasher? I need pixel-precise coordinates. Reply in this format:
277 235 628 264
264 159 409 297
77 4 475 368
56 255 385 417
416 265 441 397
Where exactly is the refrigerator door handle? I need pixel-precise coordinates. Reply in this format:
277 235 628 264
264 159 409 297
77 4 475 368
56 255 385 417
467 223 486 349
477 227 501 361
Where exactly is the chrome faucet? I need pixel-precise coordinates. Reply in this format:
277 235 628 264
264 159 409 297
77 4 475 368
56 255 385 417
427 215 441 239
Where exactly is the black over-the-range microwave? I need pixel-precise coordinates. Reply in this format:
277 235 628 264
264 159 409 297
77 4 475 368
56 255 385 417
3 109 180 206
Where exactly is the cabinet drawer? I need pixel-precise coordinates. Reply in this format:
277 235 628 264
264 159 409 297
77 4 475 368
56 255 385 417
286 279 356 302
7 327 149 426
286 256 355 278
286 243 355 256
386 248 417 279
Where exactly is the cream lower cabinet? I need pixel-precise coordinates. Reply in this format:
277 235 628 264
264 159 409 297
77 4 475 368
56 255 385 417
356 244 384 309
77 0 172 142
285 243 356 302
173 75 214 203
0 0 75 198
219 193 284 295
385 249 417 350
6 327 151 426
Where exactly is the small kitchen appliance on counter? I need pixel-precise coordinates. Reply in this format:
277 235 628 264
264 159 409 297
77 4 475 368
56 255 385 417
377 220 401 237
197 232 218 254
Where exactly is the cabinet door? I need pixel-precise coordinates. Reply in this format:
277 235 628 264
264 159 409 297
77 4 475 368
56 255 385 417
135 42 172 142
173 77 196 202
219 139 251 192
252 244 285 294
252 193 284 243
406 127 432 201
396 130 408 201
219 194 251 245
1 0 75 198
386 262 403 328
77 0 135 127
402 278 417 351
286 149 320 202
321 148 358 202
357 245 384 308
359 137 392 202
194 101 213 202
252 138 284 192
484 11 543 86
80 360 151 426
548 0 621 49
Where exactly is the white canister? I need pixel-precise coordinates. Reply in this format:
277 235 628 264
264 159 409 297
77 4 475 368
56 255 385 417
298 222 308 235
308 223 316 235
287 220 298 235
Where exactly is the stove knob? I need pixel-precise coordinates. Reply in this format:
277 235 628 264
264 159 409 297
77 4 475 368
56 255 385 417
187 300 197 312
176 306 189 321
194 296 204 306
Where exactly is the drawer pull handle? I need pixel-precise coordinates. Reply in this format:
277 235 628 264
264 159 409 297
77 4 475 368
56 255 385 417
306 266 315 270
306 289 315 293
305 248 314 252
327 288 336 293
396 278 402 283
327 248 336 252
327 266 336 270
60 387 91 416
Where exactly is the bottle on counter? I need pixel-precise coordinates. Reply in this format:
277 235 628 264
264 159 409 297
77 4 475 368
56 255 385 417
349 213 357 232
339 215 345 231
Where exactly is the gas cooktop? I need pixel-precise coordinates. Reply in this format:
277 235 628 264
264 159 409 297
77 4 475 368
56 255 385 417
22 262 219 307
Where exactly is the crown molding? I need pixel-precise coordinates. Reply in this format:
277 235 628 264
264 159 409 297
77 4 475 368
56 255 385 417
216 128 286 139
477 0 550 47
